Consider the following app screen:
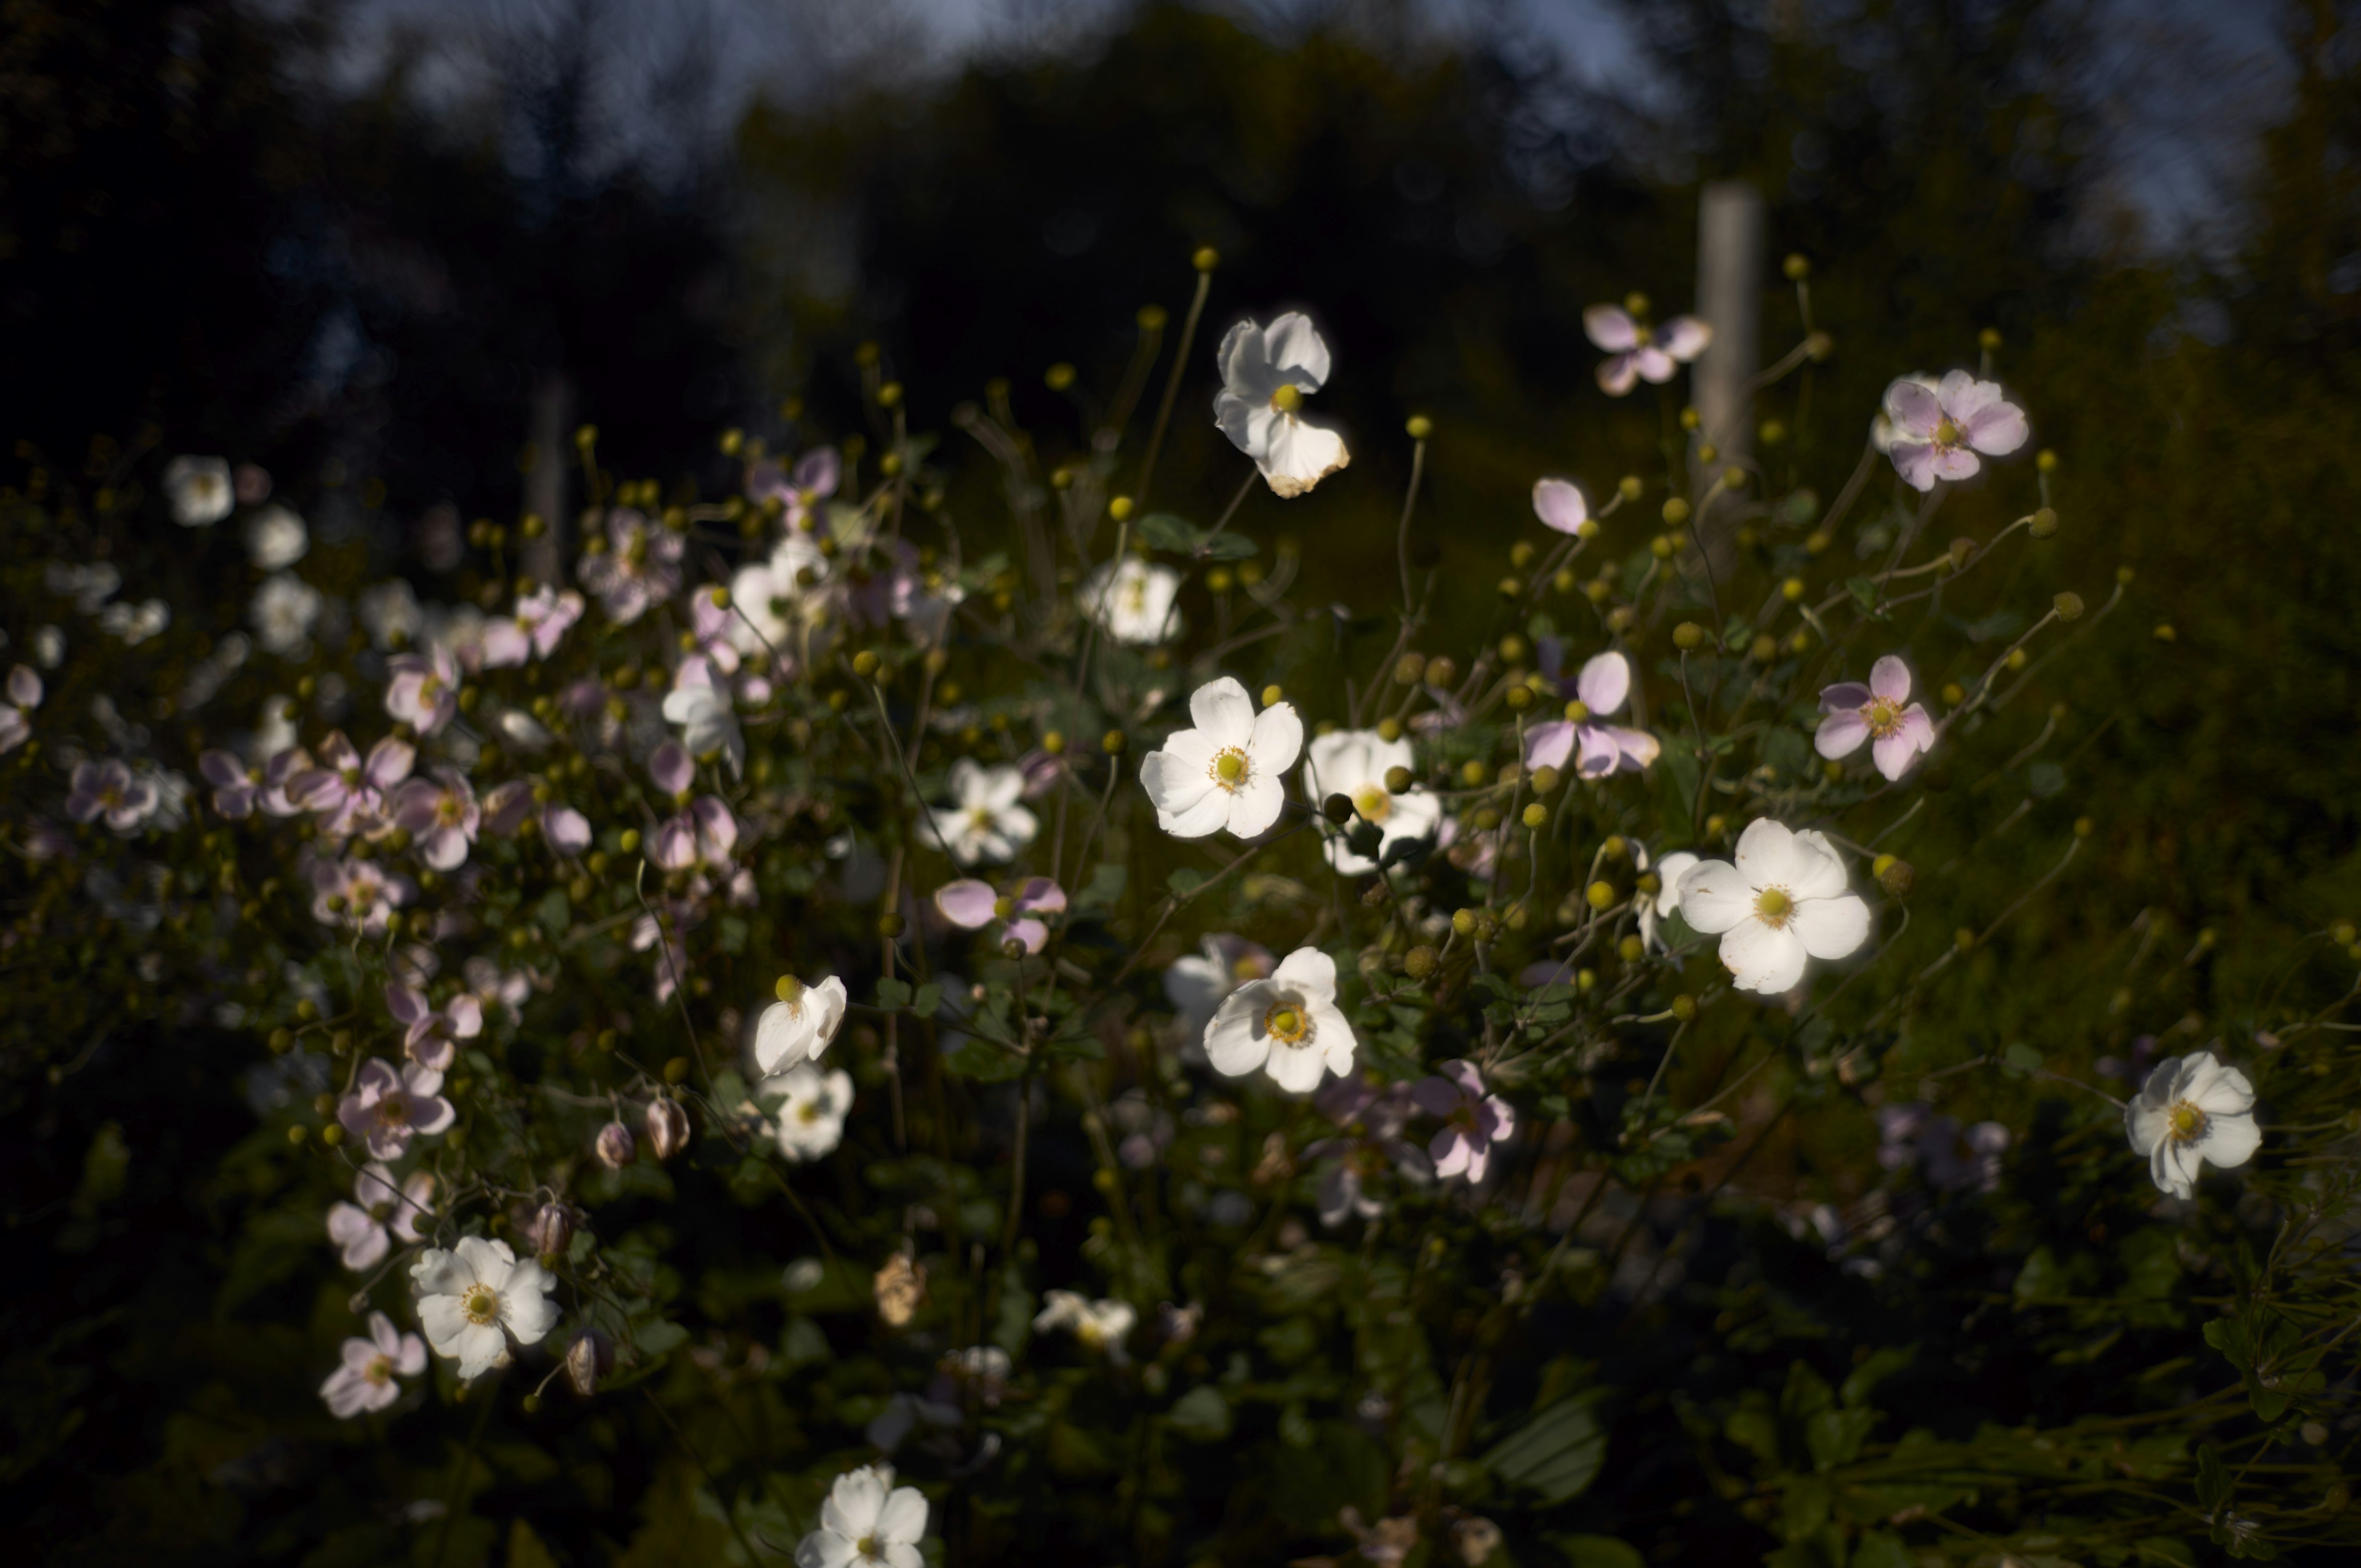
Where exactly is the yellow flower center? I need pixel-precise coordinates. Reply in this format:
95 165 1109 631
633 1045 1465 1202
1865 697 1902 736
797 1101 824 1124
436 795 465 826
625 528 649 566
1352 785 1392 824
1270 384 1303 414
376 1095 411 1126
1121 579 1148 613
1754 887 1795 927
2168 1099 2208 1144
364 1353 395 1387
1212 749 1249 790
774 974 805 1006
1632 323 1655 346
462 1283 500 1325
1934 417 1964 447
968 806 995 831
1265 1005 1310 1045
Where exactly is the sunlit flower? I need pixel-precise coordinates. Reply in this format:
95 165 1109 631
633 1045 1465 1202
65 759 159 834
756 974 850 1074
1081 557 1184 645
1584 303 1711 396
1676 821 1872 994
325 1162 435 1270
250 572 322 655
794 1462 927 1568
935 876 1065 954
1213 312 1350 497
1881 370 2028 491
1634 845 1699 952
385 981 483 1071
1034 1291 1137 1363
762 1063 854 1162
1531 477 1588 535
319 1312 427 1418
662 676 745 778
384 646 461 737
0 665 41 754
411 1235 560 1382
164 455 234 526
1521 649 1659 778
1817 655 1936 780
1204 946 1356 1093
2126 1051 2260 1200
242 504 309 569
1870 373 1939 454
339 1058 456 1160
481 585 584 667
1164 933 1275 1041
1141 676 1303 840
578 509 682 625
1412 1061 1516 1182
925 759 1037 865
1302 728 1440 873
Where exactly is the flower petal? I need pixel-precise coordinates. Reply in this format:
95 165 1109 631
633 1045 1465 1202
1656 315 1712 360
1227 772 1286 838
1532 478 1588 534
1720 920 1807 994
934 879 999 929
1583 305 1639 352
1575 652 1629 716
1250 700 1304 775
1733 818 1808 889
1675 860 1750 933
1261 311 1334 387
1869 656 1912 703
1188 677 1257 746
1791 892 1872 960
1883 378 1942 438
1816 710 1870 759
1273 946 1337 1001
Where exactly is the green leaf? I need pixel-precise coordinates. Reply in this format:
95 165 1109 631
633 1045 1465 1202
1167 1386 1232 1442
911 983 942 1018
1544 1535 1645 1568
1167 868 1205 898
1481 1392 1607 1505
2027 761 2067 798
1136 512 1197 551
1075 860 1127 911
2002 1042 2045 1077
946 1037 1029 1082
874 976 912 1010
1197 530 1258 561
533 887 572 936
1846 576 1880 612
633 1317 688 1358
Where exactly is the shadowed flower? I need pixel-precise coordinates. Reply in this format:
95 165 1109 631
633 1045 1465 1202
1634 844 1700 952
411 1235 560 1381
319 1312 426 1418
0 665 40 754
1213 311 1350 497
1881 370 2028 491
66 759 159 834
481 585 583 667
1034 1291 1137 1363
1302 728 1440 874
2126 1051 2260 1200
390 769 480 870
1204 947 1357 1093
935 876 1064 954
385 982 482 1071
762 1062 854 1162
384 646 461 737
925 759 1037 865
1675 820 1872 995
1164 933 1275 1039
165 455 233 526
1081 557 1184 645
1305 1077 1430 1225
325 1162 435 1270
661 674 745 778
1412 1061 1516 1182
757 974 850 1073
242 505 307 570
578 509 682 625
1520 649 1659 778
339 1059 456 1160
1584 303 1710 396
1817 656 1936 780
1141 676 1303 840
1531 477 1588 534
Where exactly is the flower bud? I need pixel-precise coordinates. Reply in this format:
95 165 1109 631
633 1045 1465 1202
1749 633 1778 662
596 1120 636 1169
1383 765 1413 794
2054 591 2084 621
1661 497 1690 526
1804 330 1833 360
566 1329 615 1397
2028 507 2058 539
1406 414 1433 440
531 1202 575 1262
1402 945 1439 980
1522 803 1548 830
1109 495 1134 521
1450 908 1477 937
1585 881 1615 912
1672 622 1705 652
1530 766 1560 795
1677 403 1698 430
1873 855 1914 897
646 1098 690 1161
1101 729 1126 756
1670 994 1698 1021
1375 717 1402 743
319 1125 344 1149
1322 793 1355 825
1393 654 1426 685
1504 684 1533 711
1780 577 1805 602
1425 656 1458 688
1459 759 1487 787
879 912 907 938
2074 815 2095 838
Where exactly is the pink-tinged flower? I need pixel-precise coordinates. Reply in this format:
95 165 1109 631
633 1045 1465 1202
289 731 416 837
1584 304 1711 397
199 750 263 818
411 1236 560 1381
310 855 415 936
390 769 481 870
318 1311 427 1418
0 664 41 753
1521 649 1659 778
1531 478 1588 535
577 509 682 625
631 911 691 1005
660 674 745 778
1816 655 1935 780
1303 1076 1430 1226
66 759 160 833
1412 1061 1516 1182
1880 370 2028 492
385 983 483 1071
935 876 1066 954
483 777 593 853
545 804 590 852
652 796 737 871
256 746 312 817
746 446 839 533
1163 934 1275 1039
481 585 585 667
325 1161 436 1269
338 1058 456 1160
462 956 534 1023
384 646 460 736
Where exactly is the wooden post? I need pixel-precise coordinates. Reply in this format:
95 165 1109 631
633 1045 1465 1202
1695 180 1764 465
523 371 572 587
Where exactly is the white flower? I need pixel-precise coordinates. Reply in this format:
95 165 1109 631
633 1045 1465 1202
0 664 42 755
164 455 234 526
1634 846 1699 952
763 1063 853 1162
409 1235 560 1381
357 579 424 649
251 572 324 655
1212 311 1350 497
1674 820 1872 996
1139 676 1303 840
794 1463 928 1568
1080 557 1184 645
2126 1052 2260 1200
925 759 1037 865
1203 946 1357 1093
98 598 170 645
756 974 849 1074
1163 934 1275 1039
661 679 745 778
1033 1289 1137 1363
319 1311 427 1418
242 504 309 569
1301 728 1440 874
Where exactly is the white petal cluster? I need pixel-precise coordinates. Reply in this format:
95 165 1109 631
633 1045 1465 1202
1675 820 1871 995
1139 676 1302 840
1301 729 1438 874
764 1062 855 1162
757 974 850 1074
2126 1052 2260 1199
795 1463 928 1568
1033 1289 1138 1363
410 1235 560 1381
1203 947 1357 1093
1212 312 1350 497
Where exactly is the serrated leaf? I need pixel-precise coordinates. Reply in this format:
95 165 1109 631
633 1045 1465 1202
875 976 912 1010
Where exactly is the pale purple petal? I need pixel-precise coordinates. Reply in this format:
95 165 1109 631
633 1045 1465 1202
1963 401 2028 456
1889 442 1939 492
1595 353 1640 397
1883 379 1942 439
1819 682 1871 713
1931 447 1982 482
1632 346 1679 384
1575 652 1629 716
1869 656 1912 703
1816 710 1870 760
935 879 998 928
649 741 694 796
1521 721 1575 773
544 806 590 852
1582 304 1638 352
1656 316 1712 361
1532 478 1587 535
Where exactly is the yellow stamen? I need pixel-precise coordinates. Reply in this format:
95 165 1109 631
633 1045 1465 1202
1935 417 1964 447
1212 750 1248 789
1352 786 1392 824
1754 887 1794 927
1270 384 1303 414
1265 1004 1310 1045
2168 1100 2207 1143
462 1283 500 1325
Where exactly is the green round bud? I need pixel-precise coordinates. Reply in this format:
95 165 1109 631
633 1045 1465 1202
1521 803 1548 830
2054 591 2084 621
1406 414 1433 441
1661 497 1691 526
1585 881 1615 912
2028 507 2059 539
878 913 906 939
1101 729 1126 756
1321 793 1355 825
1670 994 1698 1022
1383 766 1413 794
1403 945 1438 980
663 1057 691 1085
1782 253 1810 281
1672 622 1704 652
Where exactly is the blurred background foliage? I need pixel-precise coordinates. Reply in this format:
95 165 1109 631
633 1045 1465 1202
7 0 2361 1560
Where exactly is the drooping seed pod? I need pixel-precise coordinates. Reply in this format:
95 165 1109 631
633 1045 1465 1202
529 1202 574 1262
595 1120 636 1169
566 1329 615 1398
646 1097 690 1162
